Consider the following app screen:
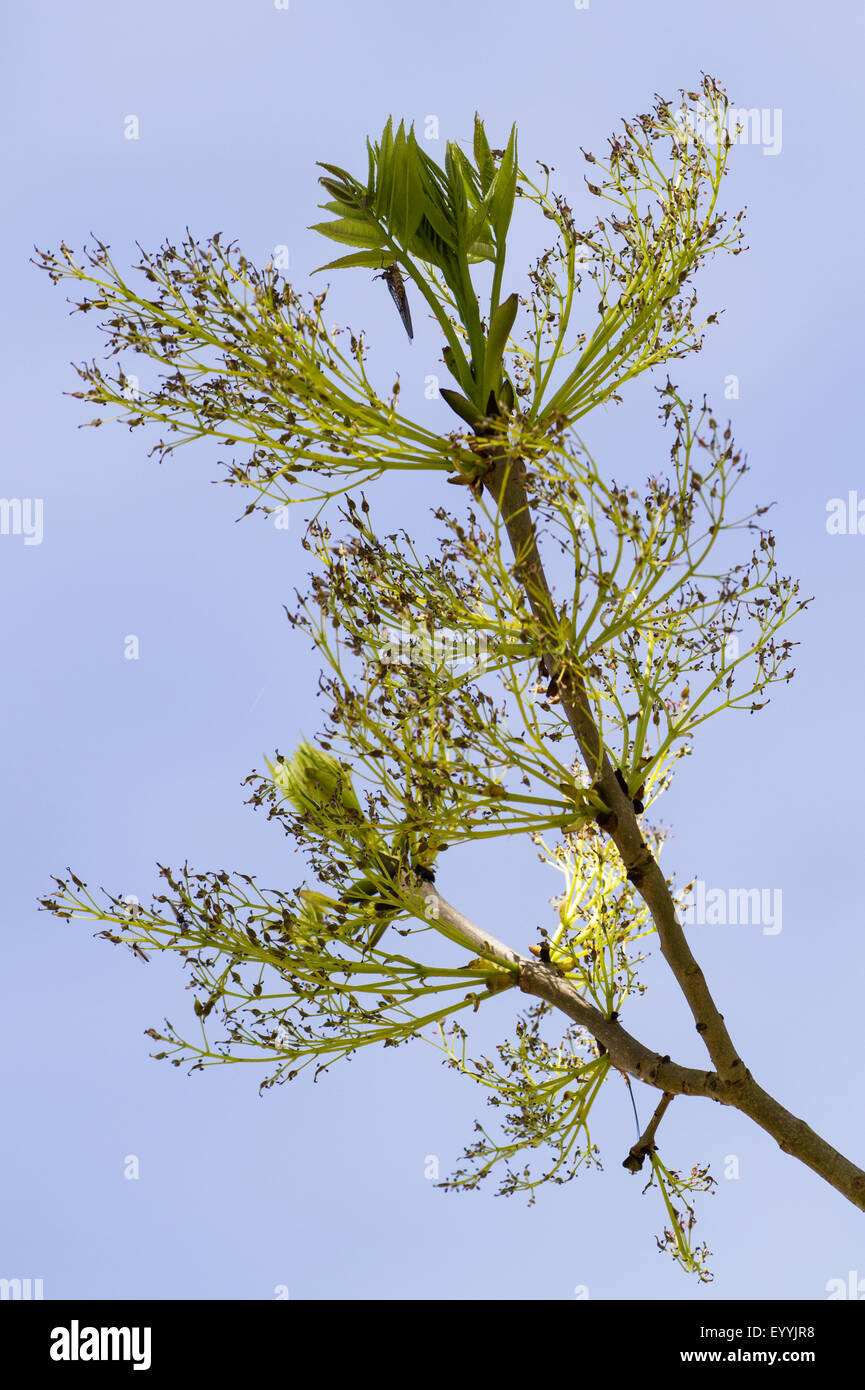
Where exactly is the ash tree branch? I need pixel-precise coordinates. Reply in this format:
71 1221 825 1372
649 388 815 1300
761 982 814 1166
482 455 865 1213
419 881 723 1101
623 1092 674 1172
484 454 742 1082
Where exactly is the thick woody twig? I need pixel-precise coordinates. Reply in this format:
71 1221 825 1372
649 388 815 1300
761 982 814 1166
421 880 865 1209
481 454 865 1213
623 1092 674 1172
419 881 722 1100
484 455 742 1082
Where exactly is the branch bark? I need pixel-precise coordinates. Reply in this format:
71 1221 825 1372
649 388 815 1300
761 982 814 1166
623 1092 674 1172
481 453 865 1213
422 879 865 1209
419 879 722 1100
484 455 741 1079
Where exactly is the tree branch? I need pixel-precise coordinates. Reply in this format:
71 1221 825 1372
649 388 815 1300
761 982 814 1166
623 1092 674 1172
483 454 865 1213
418 880 722 1101
484 454 742 1082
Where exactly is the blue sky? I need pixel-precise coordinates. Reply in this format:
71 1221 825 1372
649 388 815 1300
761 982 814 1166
3 0 864 1300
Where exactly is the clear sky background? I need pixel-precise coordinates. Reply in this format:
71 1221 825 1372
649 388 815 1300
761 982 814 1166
3 0 864 1301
